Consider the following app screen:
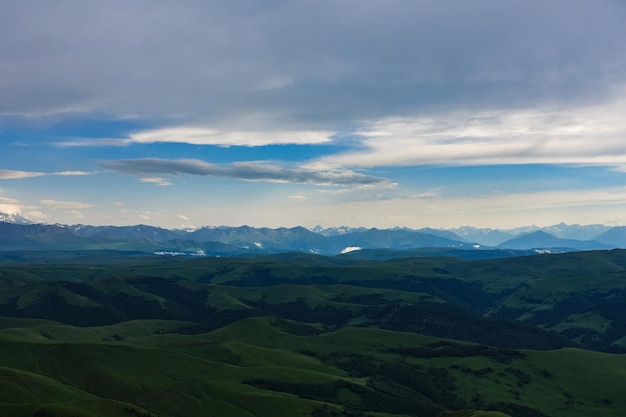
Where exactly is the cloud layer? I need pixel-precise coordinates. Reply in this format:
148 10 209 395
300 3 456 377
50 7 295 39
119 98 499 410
58 128 333 147
104 158 393 188
2 1 625 127
313 97 626 169
0 170 91 179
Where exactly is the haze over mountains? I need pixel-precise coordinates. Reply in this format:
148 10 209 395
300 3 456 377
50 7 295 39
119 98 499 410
1 212 624 256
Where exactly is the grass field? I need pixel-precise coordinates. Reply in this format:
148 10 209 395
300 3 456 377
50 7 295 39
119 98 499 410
2 250 626 416
0 316 623 417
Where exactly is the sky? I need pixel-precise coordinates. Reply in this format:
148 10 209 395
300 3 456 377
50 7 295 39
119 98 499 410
2 0 626 230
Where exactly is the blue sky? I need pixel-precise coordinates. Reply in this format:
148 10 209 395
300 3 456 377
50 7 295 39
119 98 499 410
2 0 626 229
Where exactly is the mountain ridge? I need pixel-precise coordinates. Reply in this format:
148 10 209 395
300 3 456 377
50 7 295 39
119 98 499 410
1 211 626 254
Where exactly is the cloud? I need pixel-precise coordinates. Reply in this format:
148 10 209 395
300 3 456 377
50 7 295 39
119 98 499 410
1 1 624 126
0 196 21 205
288 185 626 230
314 97 626 169
24 210 50 221
0 196 23 216
0 169 46 179
103 158 393 188
289 193 307 201
138 211 153 221
40 199 94 209
56 127 333 148
54 171 91 176
0 169 92 179
128 127 333 147
0 196 48 221
139 177 172 186
54 138 131 147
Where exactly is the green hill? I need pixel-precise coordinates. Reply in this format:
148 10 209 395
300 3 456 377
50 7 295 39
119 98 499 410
0 316 623 417
3 249 626 351
1 250 626 416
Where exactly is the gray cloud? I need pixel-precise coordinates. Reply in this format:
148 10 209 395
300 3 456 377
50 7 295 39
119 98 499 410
103 158 393 187
1 1 625 128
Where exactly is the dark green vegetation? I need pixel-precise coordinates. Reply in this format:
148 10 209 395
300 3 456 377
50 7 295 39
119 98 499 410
1 249 626 416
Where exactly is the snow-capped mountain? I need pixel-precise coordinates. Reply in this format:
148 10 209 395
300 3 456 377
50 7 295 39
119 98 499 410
0 211 33 225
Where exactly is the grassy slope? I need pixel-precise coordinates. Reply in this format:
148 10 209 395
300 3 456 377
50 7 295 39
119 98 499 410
440 412 511 417
0 316 622 417
2 251 626 416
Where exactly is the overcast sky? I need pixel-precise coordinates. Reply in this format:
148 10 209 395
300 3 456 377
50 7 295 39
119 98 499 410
2 0 626 229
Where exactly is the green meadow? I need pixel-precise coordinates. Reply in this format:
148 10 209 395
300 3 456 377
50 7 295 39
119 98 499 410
1 250 625 416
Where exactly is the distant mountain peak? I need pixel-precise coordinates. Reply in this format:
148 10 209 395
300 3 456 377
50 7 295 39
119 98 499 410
498 229 613 251
0 211 33 225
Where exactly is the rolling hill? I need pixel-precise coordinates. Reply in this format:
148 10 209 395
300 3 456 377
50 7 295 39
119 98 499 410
1 249 626 416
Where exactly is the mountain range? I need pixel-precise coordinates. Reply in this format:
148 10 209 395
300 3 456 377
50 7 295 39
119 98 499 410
1 212 625 255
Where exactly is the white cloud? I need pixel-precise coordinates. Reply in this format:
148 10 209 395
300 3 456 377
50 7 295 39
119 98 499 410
54 171 91 176
314 97 626 169
0 203 21 214
139 177 172 186
0 196 20 205
0 169 92 179
317 182 398 195
55 138 131 147
0 197 49 222
0 169 46 179
40 199 94 209
56 127 334 148
24 210 50 221
289 193 307 201
129 127 333 147
138 211 153 221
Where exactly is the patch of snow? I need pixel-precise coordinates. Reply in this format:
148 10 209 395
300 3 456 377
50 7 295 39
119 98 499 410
340 246 362 254
154 250 208 257
534 249 553 254
0 211 33 224
154 251 187 256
